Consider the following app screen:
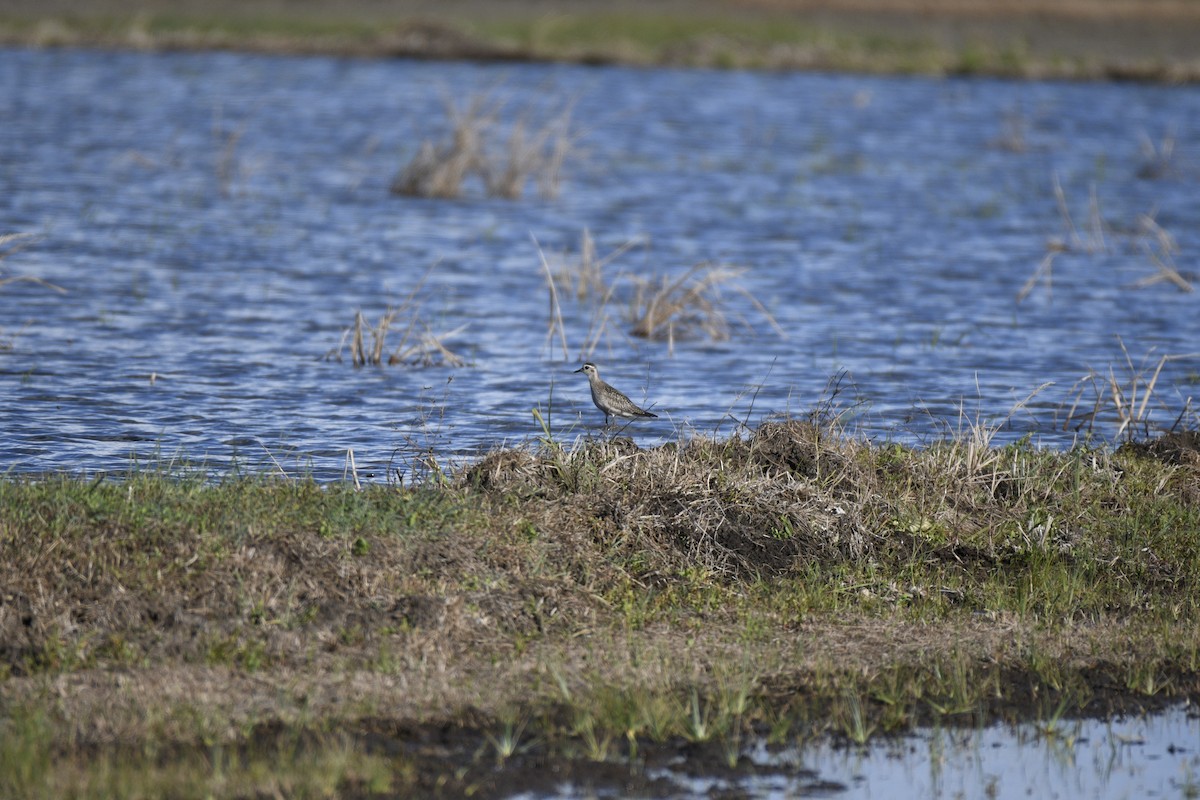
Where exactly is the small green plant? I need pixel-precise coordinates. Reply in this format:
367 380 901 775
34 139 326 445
835 690 877 746
485 714 533 764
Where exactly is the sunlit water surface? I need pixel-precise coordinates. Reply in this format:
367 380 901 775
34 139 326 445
1 47 1199 479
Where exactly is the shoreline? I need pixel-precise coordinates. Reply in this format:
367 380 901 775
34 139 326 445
2 1 1199 82
2 422 1197 793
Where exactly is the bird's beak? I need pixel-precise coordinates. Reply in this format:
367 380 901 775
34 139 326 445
573 366 585 373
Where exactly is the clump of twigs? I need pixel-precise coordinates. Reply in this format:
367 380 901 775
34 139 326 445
627 263 785 352
1060 337 1200 442
391 92 577 201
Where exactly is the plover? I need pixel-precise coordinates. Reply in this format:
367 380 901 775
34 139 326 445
574 362 658 426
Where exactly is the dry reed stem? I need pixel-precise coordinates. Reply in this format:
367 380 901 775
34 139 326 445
1046 172 1108 255
1017 249 1058 303
1063 338 1200 440
1132 244 1193 293
1109 340 1200 440
1025 178 1188 301
0 232 66 297
392 91 576 201
627 263 785 351
215 124 245 198
327 264 466 367
533 233 570 361
1137 128 1177 179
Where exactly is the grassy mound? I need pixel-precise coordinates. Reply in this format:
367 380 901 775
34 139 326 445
1 422 1198 796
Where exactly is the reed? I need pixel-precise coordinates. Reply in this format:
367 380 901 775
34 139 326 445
1136 127 1177 180
391 91 577 200
536 228 648 360
1060 337 1200 440
325 266 467 367
1020 176 1191 301
626 262 784 351
0 233 63 292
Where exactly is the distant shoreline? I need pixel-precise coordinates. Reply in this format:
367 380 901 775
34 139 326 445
2 0 1199 82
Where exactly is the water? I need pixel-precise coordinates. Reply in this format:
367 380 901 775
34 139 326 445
1 47 1198 479
521 704 1200 799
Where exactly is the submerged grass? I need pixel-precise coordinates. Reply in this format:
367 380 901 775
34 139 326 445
1 420 1198 792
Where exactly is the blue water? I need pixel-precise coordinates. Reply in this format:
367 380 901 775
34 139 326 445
1 47 1198 479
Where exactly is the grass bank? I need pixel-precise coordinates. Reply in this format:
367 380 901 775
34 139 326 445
2 0 1200 81
1 420 1198 796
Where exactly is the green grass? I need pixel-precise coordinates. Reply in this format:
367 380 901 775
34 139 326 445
0 5 1103 78
0 422 1198 793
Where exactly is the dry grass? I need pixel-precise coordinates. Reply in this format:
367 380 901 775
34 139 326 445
390 91 577 201
1 417 1199 792
1020 174 1193 301
1136 127 1178 180
324 266 467 367
331 307 468 367
626 262 785 352
532 233 786 359
536 229 649 360
1060 337 1200 441
0 233 62 292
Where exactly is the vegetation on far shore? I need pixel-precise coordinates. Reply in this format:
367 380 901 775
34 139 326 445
1 415 1198 797
3 1 1200 82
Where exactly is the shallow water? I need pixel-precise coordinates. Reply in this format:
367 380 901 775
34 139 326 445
518 704 1200 799
1 47 1198 479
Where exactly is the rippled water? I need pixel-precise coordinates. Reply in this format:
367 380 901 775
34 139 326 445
2 47 1198 478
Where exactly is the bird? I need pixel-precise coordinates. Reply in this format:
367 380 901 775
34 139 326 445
573 362 658 427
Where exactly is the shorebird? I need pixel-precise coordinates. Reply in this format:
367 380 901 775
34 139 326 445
574 362 658 427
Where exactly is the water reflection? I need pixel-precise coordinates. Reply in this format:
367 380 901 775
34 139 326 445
541 705 1198 799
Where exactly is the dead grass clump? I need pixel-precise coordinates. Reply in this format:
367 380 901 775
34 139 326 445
1136 127 1177 180
535 229 648 361
1060 339 1200 442
627 263 784 351
390 92 576 201
1119 430 1200 467
532 230 785 360
324 267 467 367
456 424 876 579
329 308 468 367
